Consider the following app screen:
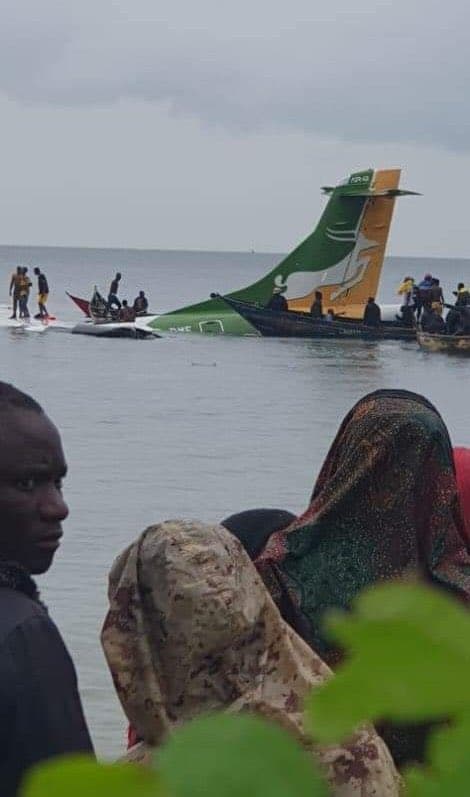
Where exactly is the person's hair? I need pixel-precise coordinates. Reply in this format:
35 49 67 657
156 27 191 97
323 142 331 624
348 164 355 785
0 382 42 414
431 278 440 286
315 290 323 299
122 299 128 306
327 308 334 314
139 290 145 296
458 282 465 290
22 267 27 274
368 296 375 302
424 273 432 280
33 267 40 275
16 266 21 273
116 273 122 280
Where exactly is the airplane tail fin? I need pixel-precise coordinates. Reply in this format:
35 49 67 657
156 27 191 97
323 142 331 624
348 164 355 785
156 167 418 333
230 168 419 318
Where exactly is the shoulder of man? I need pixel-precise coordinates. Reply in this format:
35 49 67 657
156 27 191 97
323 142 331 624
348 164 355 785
0 589 77 685
0 588 46 643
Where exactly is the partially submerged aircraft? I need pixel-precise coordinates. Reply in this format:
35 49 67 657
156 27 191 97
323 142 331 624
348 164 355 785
136 167 418 336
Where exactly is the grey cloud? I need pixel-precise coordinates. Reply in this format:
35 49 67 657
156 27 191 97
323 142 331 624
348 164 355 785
1 0 469 151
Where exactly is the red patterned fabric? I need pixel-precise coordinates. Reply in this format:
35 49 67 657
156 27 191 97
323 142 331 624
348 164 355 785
454 447 470 542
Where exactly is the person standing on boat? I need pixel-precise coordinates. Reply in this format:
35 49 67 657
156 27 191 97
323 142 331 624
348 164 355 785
133 291 148 316
0 382 93 796
429 278 444 307
397 276 414 307
362 297 381 327
309 290 324 319
8 267 22 320
107 272 122 312
18 267 32 319
415 274 433 320
33 267 49 319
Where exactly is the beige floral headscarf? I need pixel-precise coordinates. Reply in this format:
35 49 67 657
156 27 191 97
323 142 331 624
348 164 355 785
101 520 400 795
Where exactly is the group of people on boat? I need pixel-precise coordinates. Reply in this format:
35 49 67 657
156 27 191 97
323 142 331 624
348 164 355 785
5 381 470 794
268 286 384 328
266 274 470 337
8 266 49 320
90 273 149 322
396 273 470 335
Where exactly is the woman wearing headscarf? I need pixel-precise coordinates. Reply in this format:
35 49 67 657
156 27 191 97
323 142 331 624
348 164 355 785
101 520 400 795
255 389 470 667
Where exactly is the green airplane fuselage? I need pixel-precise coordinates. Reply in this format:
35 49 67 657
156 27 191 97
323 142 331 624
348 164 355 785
146 298 257 336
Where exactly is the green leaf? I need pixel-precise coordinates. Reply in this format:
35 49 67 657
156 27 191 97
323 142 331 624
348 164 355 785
21 755 162 797
306 583 470 743
405 755 470 796
158 713 328 797
404 713 470 794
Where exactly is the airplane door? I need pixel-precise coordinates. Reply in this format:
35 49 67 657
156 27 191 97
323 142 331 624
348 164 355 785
199 320 224 334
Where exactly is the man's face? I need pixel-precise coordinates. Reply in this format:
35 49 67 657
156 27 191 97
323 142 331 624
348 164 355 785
0 408 69 574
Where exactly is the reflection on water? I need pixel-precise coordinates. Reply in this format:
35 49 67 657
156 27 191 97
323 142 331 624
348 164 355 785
0 249 469 757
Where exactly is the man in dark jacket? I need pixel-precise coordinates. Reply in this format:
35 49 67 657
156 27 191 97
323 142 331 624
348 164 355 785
309 290 324 319
266 287 288 312
107 272 122 311
0 382 93 795
362 297 381 327
33 267 49 319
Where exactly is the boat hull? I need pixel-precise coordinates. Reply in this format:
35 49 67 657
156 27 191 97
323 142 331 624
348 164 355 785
220 297 416 341
417 331 470 353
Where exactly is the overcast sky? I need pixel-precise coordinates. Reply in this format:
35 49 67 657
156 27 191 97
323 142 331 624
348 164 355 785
1 0 469 256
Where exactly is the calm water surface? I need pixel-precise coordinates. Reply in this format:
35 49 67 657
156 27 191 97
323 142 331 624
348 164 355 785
0 246 469 757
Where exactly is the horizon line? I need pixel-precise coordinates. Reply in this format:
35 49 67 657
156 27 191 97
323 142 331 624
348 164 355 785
0 242 469 262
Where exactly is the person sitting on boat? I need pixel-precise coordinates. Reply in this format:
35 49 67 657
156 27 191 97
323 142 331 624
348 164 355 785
133 291 148 316
118 300 135 322
397 276 414 307
445 306 461 335
309 290 324 319
453 283 470 307
90 288 109 320
421 303 445 334
455 305 470 335
362 297 381 327
395 304 415 327
266 286 288 312
325 308 335 323
107 273 122 311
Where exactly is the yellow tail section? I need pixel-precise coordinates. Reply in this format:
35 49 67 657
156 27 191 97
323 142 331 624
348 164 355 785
287 169 400 319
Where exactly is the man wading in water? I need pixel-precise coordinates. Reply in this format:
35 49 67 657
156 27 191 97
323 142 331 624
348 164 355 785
0 383 93 796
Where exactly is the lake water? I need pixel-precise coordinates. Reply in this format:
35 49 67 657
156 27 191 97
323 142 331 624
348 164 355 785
0 245 469 757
